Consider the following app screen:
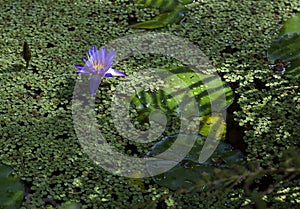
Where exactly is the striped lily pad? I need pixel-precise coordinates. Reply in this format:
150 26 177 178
130 66 233 137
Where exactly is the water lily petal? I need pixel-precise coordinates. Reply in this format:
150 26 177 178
74 46 127 95
105 68 127 77
100 47 107 65
74 64 83 70
89 75 102 96
106 50 115 65
76 66 95 74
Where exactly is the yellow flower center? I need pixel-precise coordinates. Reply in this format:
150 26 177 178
93 63 105 71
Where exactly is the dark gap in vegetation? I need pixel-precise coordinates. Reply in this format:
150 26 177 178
42 196 62 208
85 22 92 27
225 83 247 154
125 143 139 155
216 68 247 153
23 83 43 98
110 193 118 201
220 46 240 55
127 13 137 25
42 112 49 117
23 180 34 205
67 26 75 31
54 133 69 141
253 53 266 61
248 175 275 192
156 199 168 209
46 42 55 48
253 78 269 90
18 121 25 126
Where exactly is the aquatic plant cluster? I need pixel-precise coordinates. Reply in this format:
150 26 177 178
0 0 299 208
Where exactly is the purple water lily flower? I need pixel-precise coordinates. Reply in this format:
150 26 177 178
74 46 127 96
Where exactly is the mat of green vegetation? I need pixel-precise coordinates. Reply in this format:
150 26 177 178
0 0 299 208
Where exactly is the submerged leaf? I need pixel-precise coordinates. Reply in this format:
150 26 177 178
0 164 24 209
131 7 187 29
132 0 192 29
146 134 245 191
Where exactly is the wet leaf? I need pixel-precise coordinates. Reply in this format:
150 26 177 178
0 164 24 209
130 66 233 137
278 12 300 36
198 114 226 140
131 0 192 29
146 134 245 191
267 12 300 78
131 7 187 29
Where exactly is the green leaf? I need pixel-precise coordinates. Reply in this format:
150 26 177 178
146 134 245 191
131 65 233 116
267 12 300 78
164 66 233 115
278 13 300 36
132 0 191 29
0 164 25 209
131 7 187 29
179 0 194 5
198 114 226 140
136 0 180 12
130 66 233 137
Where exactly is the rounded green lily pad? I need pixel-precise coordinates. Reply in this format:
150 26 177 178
129 65 232 139
146 134 245 191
